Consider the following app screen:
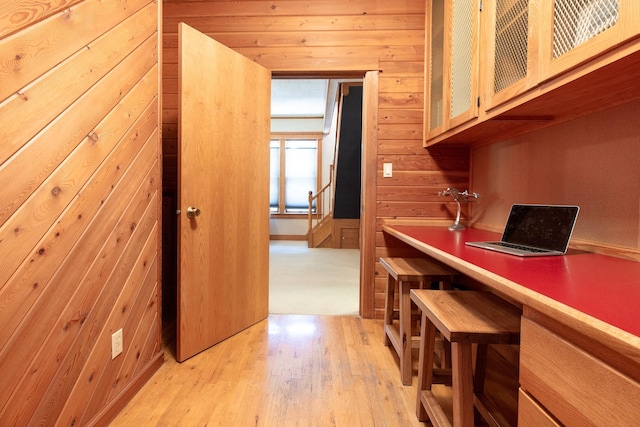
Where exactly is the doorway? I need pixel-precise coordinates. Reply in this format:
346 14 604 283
268 78 363 316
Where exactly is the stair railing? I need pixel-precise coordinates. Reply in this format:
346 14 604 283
307 164 334 238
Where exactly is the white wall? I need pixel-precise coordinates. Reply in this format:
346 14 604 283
271 117 324 133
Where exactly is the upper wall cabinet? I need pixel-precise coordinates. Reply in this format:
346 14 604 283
424 0 640 146
539 0 640 82
483 0 539 110
425 0 481 140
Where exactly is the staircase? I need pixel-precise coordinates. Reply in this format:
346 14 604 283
308 215 333 248
307 168 360 249
307 166 334 248
307 82 362 249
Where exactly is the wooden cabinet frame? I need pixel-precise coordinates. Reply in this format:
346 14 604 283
482 0 540 110
424 0 481 143
539 0 640 82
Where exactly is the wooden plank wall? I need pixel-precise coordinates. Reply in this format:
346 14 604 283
162 0 470 319
0 0 163 425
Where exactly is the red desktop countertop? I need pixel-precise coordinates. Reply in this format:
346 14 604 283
384 225 640 338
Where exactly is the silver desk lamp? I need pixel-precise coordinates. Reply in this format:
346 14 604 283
438 188 479 231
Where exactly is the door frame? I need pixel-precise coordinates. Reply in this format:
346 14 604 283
270 71 378 319
359 70 378 319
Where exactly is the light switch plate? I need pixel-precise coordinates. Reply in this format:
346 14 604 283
383 163 392 178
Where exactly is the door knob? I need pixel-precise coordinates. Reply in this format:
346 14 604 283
186 206 201 218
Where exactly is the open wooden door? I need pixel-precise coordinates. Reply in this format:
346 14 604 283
177 23 271 362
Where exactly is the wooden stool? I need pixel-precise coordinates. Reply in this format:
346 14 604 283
380 257 457 386
411 290 521 427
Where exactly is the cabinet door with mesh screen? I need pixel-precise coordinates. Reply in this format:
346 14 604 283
424 0 481 143
539 0 640 81
425 0 448 140
448 0 481 129
484 0 539 110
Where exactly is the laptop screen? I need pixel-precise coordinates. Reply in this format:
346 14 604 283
502 205 579 252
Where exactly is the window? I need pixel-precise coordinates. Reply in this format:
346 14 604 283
270 135 320 215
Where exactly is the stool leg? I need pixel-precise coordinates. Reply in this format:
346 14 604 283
383 275 396 346
416 312 436 421
435 277 452 370
452 342 475 427
473 344 488 394
444 339 452 369
399 280 412 385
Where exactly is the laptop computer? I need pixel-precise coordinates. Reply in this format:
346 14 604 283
465 204 579 257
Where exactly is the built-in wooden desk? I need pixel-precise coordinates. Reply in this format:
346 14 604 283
383 225 640 426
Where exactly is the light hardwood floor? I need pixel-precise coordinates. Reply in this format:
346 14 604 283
110 315 516 426
109 315 429 426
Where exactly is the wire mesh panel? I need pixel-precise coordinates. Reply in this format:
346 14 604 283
553 0 619 58
494 0 529 93
450 0 474 118
428 0 446 131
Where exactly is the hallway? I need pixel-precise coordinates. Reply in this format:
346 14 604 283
269 241 360 316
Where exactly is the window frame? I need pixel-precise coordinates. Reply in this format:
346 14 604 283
270 132 322 218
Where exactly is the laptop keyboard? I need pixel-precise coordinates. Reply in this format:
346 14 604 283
495 242 548 253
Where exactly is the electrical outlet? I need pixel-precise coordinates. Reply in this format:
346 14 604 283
111 328 123 359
